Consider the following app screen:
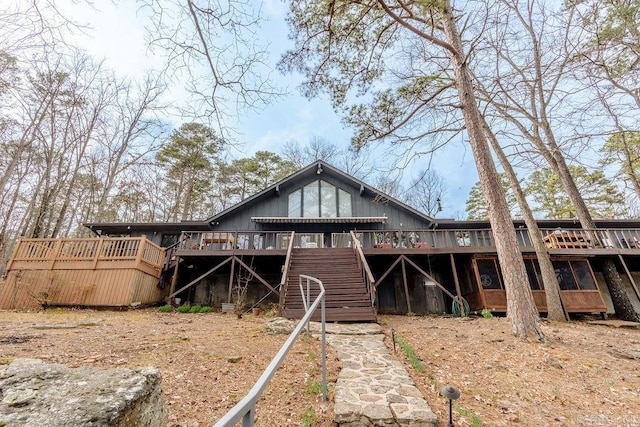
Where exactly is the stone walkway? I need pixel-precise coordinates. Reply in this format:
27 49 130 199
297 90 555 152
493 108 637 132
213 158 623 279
311 323 437 426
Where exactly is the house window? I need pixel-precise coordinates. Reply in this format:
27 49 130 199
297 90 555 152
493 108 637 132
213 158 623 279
288 180 353 217
338 188 352 217
320 180 337 217
553 260 597 291
288 189 301 217
303 182 319 217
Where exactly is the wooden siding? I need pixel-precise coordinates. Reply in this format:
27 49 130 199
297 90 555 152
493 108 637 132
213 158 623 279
0 237 166 309
211 173 431 231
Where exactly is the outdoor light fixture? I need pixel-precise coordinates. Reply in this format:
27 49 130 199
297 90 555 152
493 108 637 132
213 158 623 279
317 164 323 175
441 385 460 427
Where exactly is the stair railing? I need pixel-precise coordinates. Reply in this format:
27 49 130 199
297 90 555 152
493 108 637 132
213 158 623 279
350 231 376 305
278 231 296 308
214 274 326 427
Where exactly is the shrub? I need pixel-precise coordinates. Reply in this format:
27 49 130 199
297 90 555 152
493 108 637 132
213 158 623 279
177 304 191 313
301 407 317 427
199 306 212 313
190 304 202 313
158 304 172 313
481 308 493 319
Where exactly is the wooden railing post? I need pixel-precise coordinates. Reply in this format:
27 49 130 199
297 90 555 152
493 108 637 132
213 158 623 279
49 239 64 270
135 237 146 269
5 238 23 272
93 237 105 270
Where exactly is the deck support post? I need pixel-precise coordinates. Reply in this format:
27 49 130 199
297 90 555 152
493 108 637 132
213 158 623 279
228 257 236 303
449 254 463 303
401 258 412 314
168 256 181 303
617 254 640 301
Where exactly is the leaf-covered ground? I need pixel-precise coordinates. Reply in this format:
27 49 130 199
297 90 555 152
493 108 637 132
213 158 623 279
1 309 639 426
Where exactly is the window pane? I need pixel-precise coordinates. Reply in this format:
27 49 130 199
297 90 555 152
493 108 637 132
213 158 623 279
525 259 544 290
320 180 337 217
553 261 578 290
338 188 352 217
571 260 597 290
288 189 301 217
476 259 502 289
303 182 319 217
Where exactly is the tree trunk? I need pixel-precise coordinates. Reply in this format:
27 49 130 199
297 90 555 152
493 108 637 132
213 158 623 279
482 120 566 321
599 258 640 322
441 3 544 339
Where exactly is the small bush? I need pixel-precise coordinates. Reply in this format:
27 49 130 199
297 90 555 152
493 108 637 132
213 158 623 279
305 377 323 396
199 306 212 313
177 304 191 313
481 308 493 319
158 304 172 313
190 304 202 313
301 407 317 427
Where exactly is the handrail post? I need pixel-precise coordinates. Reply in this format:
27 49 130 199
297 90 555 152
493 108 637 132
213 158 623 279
321 288 327 401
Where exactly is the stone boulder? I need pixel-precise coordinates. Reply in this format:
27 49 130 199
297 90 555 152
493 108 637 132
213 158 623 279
0 358 167 426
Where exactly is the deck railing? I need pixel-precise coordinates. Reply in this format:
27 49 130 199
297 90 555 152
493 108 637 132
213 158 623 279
214 275 326 427
178 231 290 251
7 237 165 273
350 231 376 305
174 228 640 253
356 228 640 251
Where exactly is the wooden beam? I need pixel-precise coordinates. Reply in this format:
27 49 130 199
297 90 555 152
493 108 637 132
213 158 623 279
227 257 236 303
449 253 463 302
168 256 181 300
234 256 280 296
168 257 232 299
401 258 412 314
403 255 457 299
376 256 404 284
618 254 640 301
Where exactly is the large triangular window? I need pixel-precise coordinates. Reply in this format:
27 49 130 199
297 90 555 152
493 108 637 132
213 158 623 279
288 180 352 217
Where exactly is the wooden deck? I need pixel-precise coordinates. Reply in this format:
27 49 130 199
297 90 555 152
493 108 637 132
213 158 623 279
0 237 166 309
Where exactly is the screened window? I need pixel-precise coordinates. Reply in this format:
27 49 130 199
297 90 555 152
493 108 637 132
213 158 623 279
288 180 352 217
524 258 544 290
476 258 503 290
553 260 597 291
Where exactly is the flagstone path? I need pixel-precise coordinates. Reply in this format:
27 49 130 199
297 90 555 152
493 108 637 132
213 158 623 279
312 323 437 426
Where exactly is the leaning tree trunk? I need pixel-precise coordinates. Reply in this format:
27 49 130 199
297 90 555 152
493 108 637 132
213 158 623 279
600 258 640 322
441 4 544 339
482 120 566 321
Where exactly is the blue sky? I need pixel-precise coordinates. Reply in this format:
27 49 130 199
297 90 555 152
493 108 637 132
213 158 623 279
60 0 477 219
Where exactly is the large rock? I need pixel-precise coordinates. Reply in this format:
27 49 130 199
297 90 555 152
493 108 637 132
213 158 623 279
0 358 167 426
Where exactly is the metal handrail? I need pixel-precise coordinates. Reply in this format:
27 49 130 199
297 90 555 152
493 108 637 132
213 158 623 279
214 274 326 427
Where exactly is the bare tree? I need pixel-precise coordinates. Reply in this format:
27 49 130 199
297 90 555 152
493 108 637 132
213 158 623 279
404 169 446 218
475 0 639 321
140 0 282 138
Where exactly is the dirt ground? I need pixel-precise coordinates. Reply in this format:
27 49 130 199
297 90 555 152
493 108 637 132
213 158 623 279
1 309 639 427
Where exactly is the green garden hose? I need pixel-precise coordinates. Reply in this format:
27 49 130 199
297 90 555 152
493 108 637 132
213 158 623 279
452 296 470 317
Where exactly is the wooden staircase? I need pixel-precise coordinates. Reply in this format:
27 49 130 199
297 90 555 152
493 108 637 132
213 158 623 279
281 248 376 322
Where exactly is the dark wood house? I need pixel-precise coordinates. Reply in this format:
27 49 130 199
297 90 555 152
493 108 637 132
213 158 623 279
3 160 640 321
